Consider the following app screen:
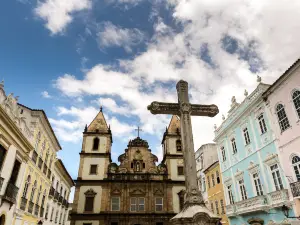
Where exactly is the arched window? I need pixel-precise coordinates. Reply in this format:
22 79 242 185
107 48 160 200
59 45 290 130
36 185 42 205
292 90 300 118
292 156 300 181
176 140 182 152
276 104 290 132
23 175 31 198
30 180 37 201
92 137 99 150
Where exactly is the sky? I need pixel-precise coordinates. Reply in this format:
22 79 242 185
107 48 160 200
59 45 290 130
1 0 300 186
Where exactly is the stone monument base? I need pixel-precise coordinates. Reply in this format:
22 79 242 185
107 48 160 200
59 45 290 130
170 204 221 225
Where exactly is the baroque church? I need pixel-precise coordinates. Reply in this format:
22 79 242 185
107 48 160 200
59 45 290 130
70 109 186 225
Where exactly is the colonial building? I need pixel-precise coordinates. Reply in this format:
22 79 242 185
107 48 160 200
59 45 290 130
262 58 300 217
204 161 228 225
195 143 218 206
0 82 73 225
71 111 185 225
214 77 294 225
0 82 33 225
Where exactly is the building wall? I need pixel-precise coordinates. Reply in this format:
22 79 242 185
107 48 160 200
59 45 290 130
263 62 300 216
205 162 228 225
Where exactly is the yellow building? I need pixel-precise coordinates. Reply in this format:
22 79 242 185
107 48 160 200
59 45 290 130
204 161 229 225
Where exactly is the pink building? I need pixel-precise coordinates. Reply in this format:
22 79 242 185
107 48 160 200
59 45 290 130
263 58 300 216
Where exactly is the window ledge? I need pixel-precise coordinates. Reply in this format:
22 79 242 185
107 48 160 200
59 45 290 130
281 126 292 134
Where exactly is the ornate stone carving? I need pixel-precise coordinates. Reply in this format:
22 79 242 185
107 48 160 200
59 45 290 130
84 189 97 196
127 137 149 148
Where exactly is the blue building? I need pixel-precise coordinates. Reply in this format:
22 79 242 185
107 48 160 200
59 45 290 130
214 79 295 225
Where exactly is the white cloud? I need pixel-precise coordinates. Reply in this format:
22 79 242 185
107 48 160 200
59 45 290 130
99 98 130 116
97 22 145 52
41 91 52 98
54 0 300 150
34 0 91 34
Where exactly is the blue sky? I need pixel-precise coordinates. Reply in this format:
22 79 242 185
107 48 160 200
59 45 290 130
1 0 300 181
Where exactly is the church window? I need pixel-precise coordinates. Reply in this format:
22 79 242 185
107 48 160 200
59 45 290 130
238 179 247 200
177 166 184 176
221 146 226 162
243 128 251 145
0 145 7 172
111 197 120 211
84 196 94 212
130 197 145 211
220 199 225 214
253 173 263 196
215 200 219 215
258 114 267 134
155 197 163 211
90 164 98 175
227 185 234 204
176 140 182 152
30 180 37 202
270 164 283 191
231 138 237 154
293 90 300 118
92 137 100 150
23 175 31 198
211 174 215 187
207 176 211 189
216 171 220 184
292 156 300 181
210 202 214 213
276 104 290 132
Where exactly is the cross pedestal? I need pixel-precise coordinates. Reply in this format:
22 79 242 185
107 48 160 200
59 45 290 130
148 80 221 225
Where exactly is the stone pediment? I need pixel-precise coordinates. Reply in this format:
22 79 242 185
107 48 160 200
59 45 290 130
130 188 146 196
248 161 260 174
128 137 149 148
84 189 97 196
264 153 279 166
153 188 164 196
234 169 244 180
223 177 233 186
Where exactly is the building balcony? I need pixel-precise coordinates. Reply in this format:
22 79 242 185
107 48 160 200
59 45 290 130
49 187 55 197
269 189 289 207
38 157 43 170
226 189 289 217
3 182 19 205
40 207 44 218
28 201 34 214
20 197 28 211
290 181 300 198
32 151 38 164
106 173 167 181
34 204 40 216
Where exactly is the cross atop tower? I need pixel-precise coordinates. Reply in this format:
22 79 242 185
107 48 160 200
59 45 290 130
135 126 143 137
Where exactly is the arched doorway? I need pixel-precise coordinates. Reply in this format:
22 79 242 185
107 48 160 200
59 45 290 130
0 214 5 225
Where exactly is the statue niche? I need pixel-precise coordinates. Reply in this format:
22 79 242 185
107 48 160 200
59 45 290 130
132 150 144 172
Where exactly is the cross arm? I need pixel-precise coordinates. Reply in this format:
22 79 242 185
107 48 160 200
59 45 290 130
147 101 180 115
190 104 219 117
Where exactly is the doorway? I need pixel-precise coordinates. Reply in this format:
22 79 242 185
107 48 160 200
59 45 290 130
0 214 5 225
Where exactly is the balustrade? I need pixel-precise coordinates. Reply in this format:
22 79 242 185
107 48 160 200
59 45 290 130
54 191 59 201
269 189 289 207
235 195 268 215
34 204 40 216
32 151 38 164
225 204 236 217
28 201 34 214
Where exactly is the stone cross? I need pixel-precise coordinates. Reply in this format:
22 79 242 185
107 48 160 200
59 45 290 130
135 126 143 137
148 80 220 225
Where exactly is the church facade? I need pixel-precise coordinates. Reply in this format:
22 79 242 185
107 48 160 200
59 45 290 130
70 110 186 225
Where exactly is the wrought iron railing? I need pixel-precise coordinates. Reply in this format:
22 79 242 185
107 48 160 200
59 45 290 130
38 158 43 169
54 191 59 201
4 182 19 204
32 151 38 164
290 181 300 197
107 173 167 181
28 201 34 214
0 177 4 192
34 204 40 216
20 197 28 211
47 169 51 179
40 207 44 218
49 187 55 197
43 164 48 175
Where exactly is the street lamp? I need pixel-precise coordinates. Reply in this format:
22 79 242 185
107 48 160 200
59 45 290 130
281 205 300 219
